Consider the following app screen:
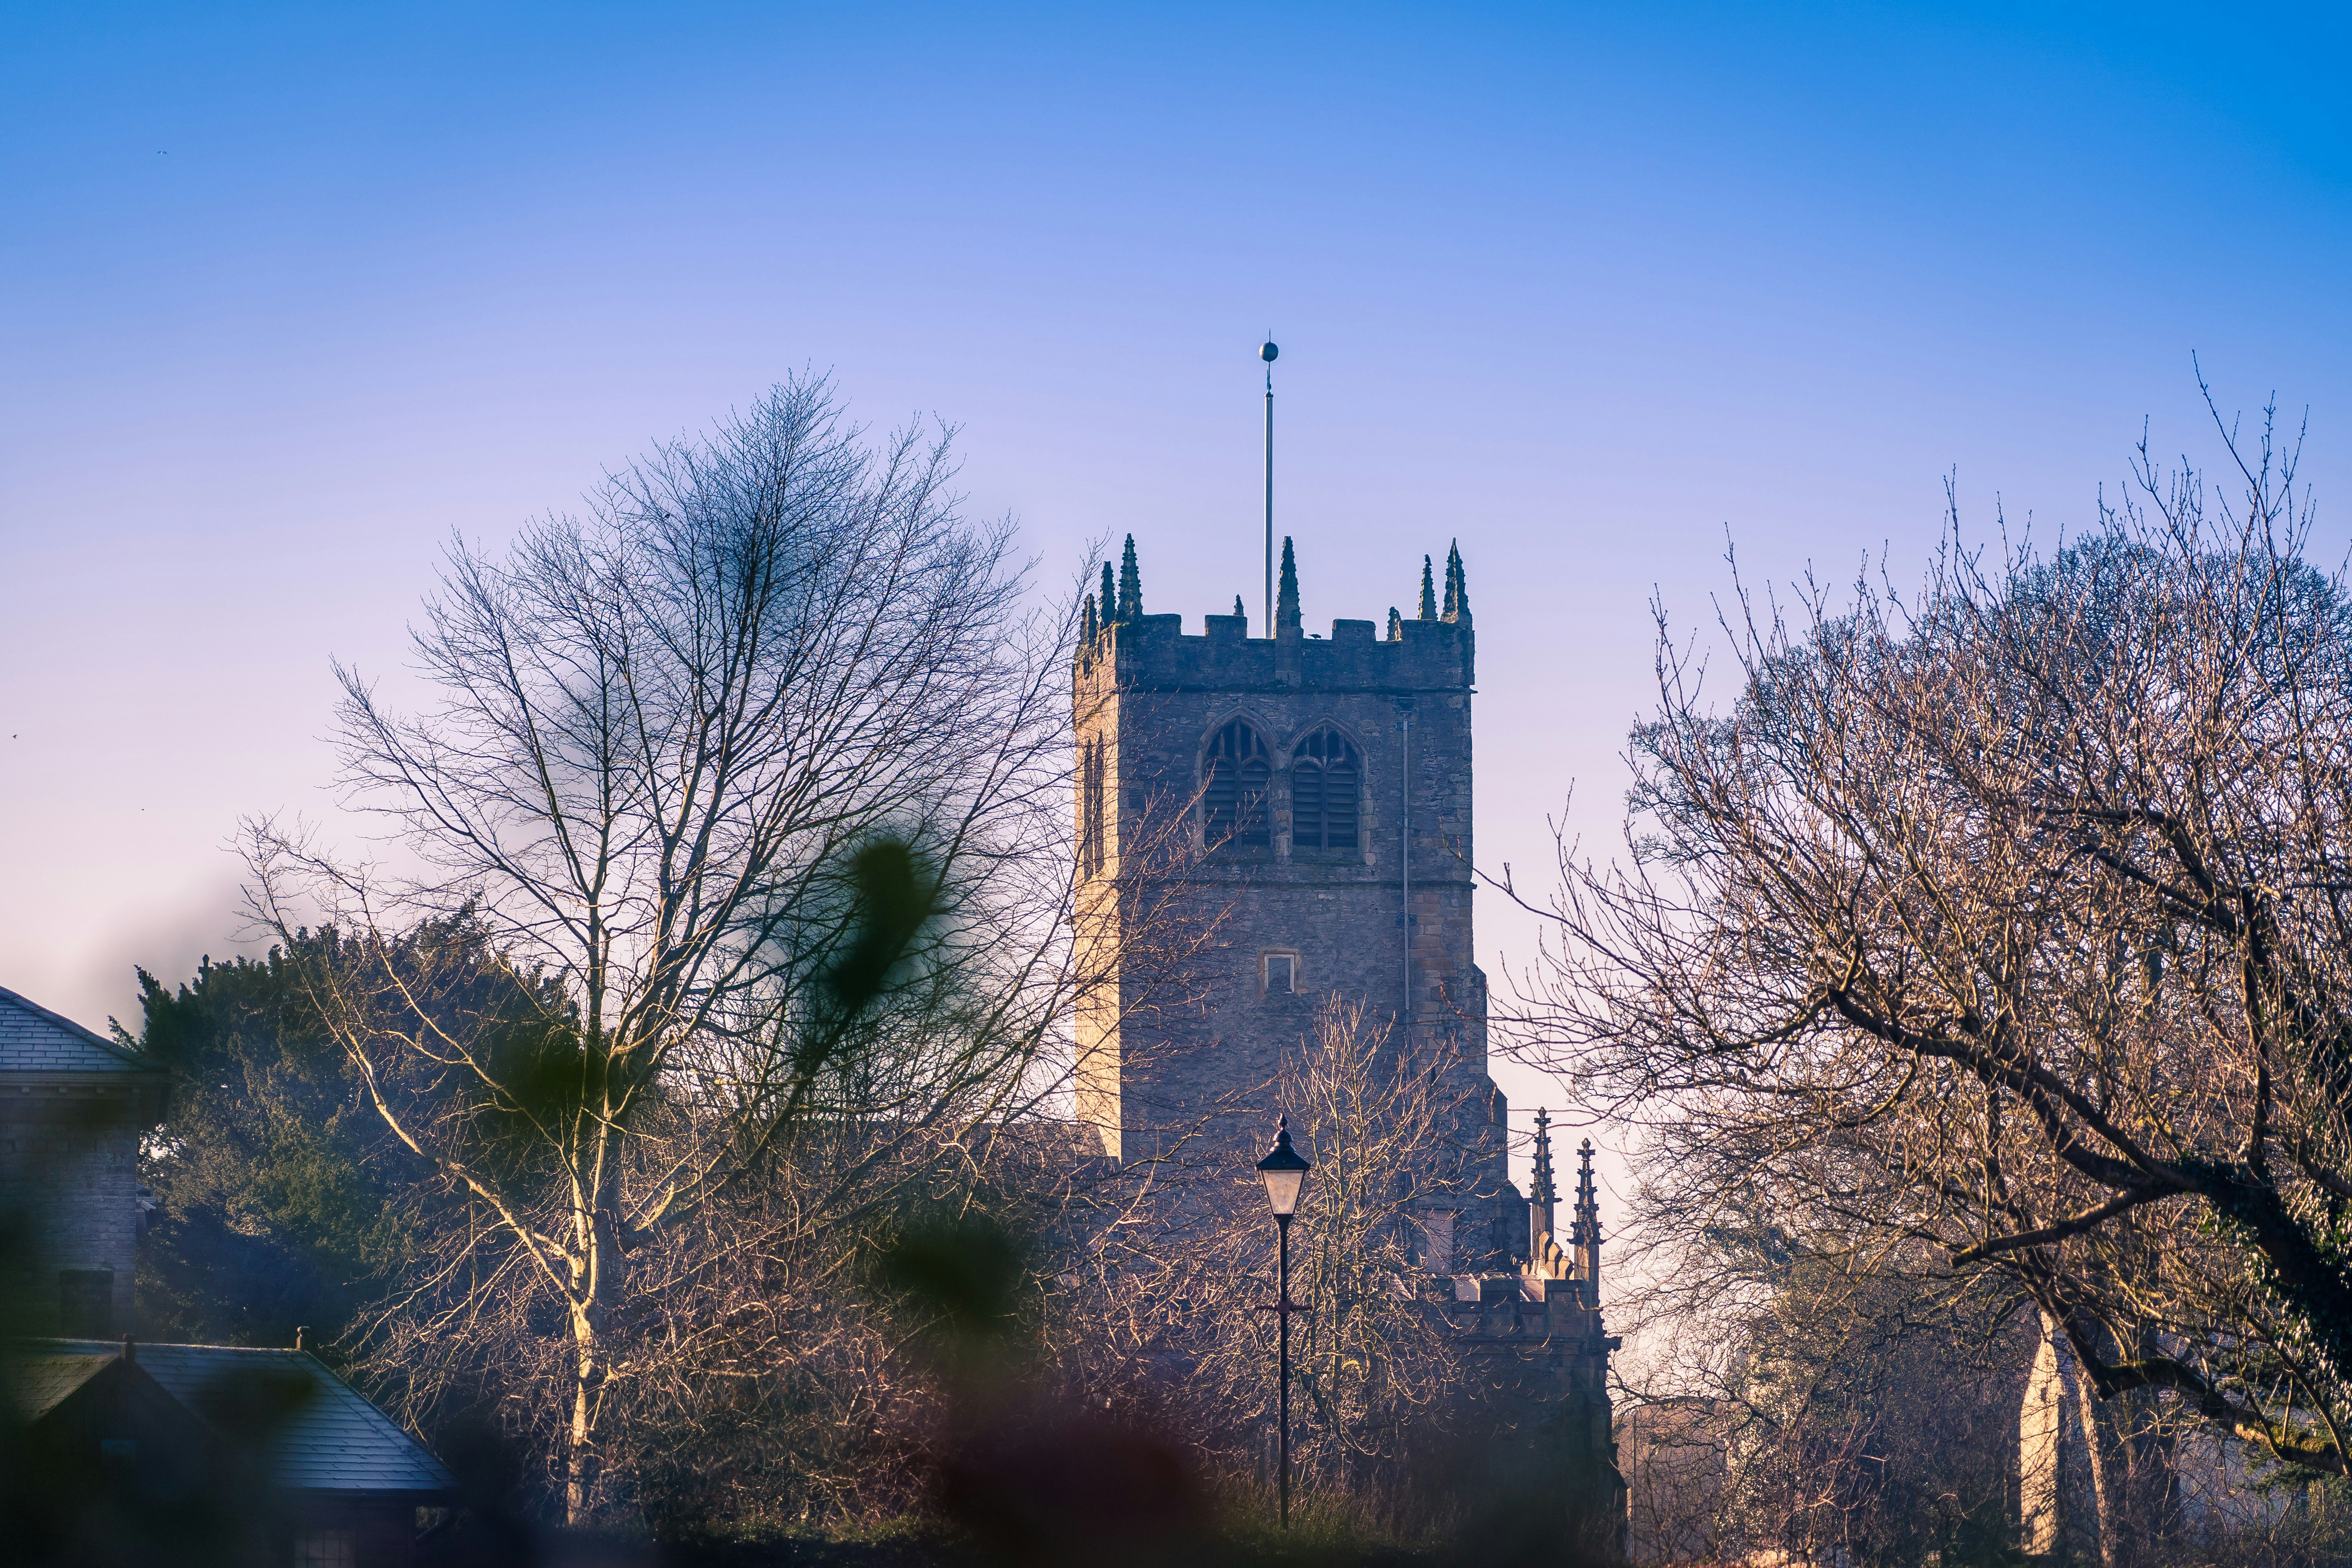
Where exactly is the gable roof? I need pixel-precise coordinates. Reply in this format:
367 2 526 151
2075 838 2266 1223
0 985 165 1075
1 1347 115 1422
20 1341 455 1498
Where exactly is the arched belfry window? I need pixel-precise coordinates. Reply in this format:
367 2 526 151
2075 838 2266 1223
1292 728 1360 852
1080 737 1106 878
1203 720 1272 850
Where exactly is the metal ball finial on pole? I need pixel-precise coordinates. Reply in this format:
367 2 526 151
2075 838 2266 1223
1261 336 1277 638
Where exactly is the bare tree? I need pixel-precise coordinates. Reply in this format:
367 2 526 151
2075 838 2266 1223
1061 997 1477 1515
1614 1226 2031 1565
1278 1000 1478 1493
1506 386 2352 1484
243 377 1169 1521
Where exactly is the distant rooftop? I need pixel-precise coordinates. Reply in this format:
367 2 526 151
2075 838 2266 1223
0 984 163 1074
4 1345 115 1422
9 1339 456 1498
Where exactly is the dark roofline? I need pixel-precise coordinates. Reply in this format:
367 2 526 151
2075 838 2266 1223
12 1338 457 1500
14 1338 307 1355
0 984 169 1074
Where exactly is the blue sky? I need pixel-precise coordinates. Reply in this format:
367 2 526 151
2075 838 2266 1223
4 3 2348 1183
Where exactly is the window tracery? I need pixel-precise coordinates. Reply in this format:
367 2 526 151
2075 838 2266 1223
1080 737 1106 877
1202 720 1271 849
1291 727 1360 851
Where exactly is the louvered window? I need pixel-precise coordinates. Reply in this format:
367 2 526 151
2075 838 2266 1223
1079 738 1106 878
1203 721 1271 849
1292 729 1360 851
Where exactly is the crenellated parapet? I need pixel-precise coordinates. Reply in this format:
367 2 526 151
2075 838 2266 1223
1085 610 1472 694
1074 534 1474 697
1442 1273 1618 1356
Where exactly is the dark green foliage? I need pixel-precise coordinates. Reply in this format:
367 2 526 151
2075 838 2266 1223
462 1010 607 1159
129 917 551 1352
129 941 414 1350
784 837 948 1097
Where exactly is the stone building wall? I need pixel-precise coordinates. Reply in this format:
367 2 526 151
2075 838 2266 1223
0 1086 146 1333
1073 540 1519 1268
1446 1274 1625 1527
0 987 170 1337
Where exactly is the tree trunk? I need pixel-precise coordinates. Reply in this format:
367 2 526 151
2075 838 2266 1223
564 1202 619 1526
567 1300 603 1524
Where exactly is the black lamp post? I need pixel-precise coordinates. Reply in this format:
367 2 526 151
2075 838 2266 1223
1255 1115 1313 1529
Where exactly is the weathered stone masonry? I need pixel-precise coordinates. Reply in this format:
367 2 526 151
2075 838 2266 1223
0 984 170 1338
1072 539 1511 1260
1071 536 1624 1538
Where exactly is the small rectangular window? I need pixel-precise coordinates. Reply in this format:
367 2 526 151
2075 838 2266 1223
1263 953 1296 994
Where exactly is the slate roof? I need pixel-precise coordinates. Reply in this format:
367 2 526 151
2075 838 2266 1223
0 984 164 1075
1 1347 114 1421
28 1341 457 1498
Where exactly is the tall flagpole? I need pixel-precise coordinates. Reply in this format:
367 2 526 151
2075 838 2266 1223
1261 336 1278 636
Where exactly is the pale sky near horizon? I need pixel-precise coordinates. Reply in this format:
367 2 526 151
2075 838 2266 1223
4 3 2349 1201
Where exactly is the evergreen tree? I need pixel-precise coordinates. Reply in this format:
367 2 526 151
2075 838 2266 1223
128 917 542 1352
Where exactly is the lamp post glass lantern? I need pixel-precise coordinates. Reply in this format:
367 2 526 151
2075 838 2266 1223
1256 1115 1313 1527
1258 1120 1310 1217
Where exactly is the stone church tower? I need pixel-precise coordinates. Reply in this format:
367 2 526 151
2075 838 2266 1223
1071 534 1519 1270
1070 532 1625 1545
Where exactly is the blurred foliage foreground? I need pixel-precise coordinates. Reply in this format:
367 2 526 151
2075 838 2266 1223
0 921 1614 1568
